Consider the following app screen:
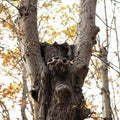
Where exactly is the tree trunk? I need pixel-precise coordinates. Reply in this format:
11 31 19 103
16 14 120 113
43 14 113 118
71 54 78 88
100 1 112 119
18 0 47 119
21 66 27 120
18 0 46 96
18 0 99 120
101 47 112 120
74 0 99 88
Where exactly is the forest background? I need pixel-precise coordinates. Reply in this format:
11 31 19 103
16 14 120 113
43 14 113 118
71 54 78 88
0 0 120 120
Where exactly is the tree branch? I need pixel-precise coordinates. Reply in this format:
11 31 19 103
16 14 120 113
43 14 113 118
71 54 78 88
73 0 99 88
18 0 46 99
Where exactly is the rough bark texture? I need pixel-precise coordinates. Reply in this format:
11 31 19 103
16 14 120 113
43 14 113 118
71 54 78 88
18 0 99 120
18 0 47 119
74 0 99 88
100 47 112 120
38 43 90 120
21 66 27 120
18 0 46 100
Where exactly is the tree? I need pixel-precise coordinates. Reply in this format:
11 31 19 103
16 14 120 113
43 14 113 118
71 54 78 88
100 1 112 119
18 0 99 120
101 47 112 120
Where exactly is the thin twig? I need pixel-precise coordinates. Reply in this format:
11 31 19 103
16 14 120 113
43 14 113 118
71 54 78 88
0 100 10 120
112 0 120 4
92 54 120 74
4 0 18 10
96 14 115 30
5 57 23 76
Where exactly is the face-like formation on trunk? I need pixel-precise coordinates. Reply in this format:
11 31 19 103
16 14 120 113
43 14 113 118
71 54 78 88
40 42 73 104
40 42 74 75
41 43 69 64
40 42 74 64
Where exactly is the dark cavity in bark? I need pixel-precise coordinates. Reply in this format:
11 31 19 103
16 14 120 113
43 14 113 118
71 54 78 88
31 42 90 120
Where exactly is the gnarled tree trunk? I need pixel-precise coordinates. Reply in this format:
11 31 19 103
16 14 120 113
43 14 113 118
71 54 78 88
18 0 99 120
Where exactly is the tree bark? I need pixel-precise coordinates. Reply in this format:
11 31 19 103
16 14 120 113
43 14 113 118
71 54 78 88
18 0 99 120
18 0 46 100
21 66 27 120
101 47 112 120
74 0 99 88
18 0 47 119
100 1 112 119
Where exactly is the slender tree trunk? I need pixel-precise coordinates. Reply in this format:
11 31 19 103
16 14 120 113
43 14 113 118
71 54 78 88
101 47 112 120
100 1 112 119
21 66 27 120
18 0 47 119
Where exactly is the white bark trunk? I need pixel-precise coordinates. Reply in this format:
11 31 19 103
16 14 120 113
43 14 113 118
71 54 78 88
101 47 112 119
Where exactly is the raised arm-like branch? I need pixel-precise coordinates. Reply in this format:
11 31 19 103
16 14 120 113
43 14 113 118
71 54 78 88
18 0 46 99
73 0 99 87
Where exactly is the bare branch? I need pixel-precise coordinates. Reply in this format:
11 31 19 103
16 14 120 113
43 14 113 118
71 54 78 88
73 0 99 88
92 54 120 74
4 0 18 9
112 0 120 4
0 100 10 120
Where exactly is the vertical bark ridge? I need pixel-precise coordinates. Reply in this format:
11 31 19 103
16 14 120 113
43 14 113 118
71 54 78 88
101 47 112 120
18 0 99 120
74 0 99 87
18 0 46 94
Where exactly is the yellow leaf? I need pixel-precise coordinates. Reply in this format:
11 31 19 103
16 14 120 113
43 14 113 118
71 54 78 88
42 15 50 20
0 7 2 14
61 6 67 10
52 31 60 37
2 59 8 66
86 100 93 108
63 24 76 38
0 2 3 14
5 22 14 29
47 39 53 44
4 4 8 9
11 1 20 5
43 2 52 7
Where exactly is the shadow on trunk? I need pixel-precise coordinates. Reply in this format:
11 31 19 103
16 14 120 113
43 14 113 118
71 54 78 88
31 42 90 120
